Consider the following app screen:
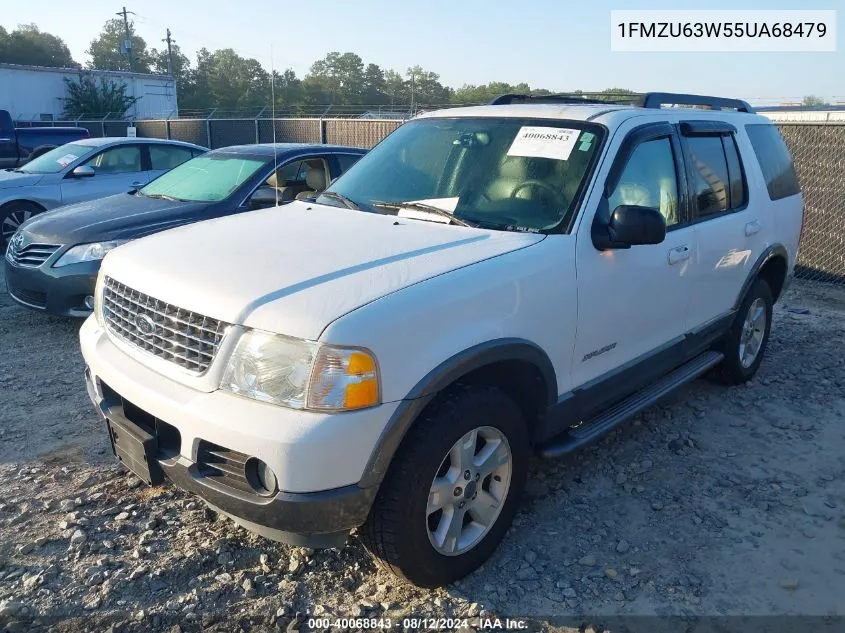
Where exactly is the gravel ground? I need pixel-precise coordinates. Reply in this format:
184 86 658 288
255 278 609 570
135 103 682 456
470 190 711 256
1 265 844 633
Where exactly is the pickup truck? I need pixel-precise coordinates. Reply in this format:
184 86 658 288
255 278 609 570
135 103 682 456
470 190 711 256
0 109 90 169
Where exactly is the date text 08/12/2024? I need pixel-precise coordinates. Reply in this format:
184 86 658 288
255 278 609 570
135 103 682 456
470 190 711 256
305 617 530 630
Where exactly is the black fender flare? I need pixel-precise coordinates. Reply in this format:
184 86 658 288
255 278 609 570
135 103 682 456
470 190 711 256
733 243 789 310
357 338 557 488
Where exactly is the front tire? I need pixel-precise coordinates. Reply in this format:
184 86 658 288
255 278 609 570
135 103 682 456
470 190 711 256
1 201 44 250
361 385 529 588
711 279 773 385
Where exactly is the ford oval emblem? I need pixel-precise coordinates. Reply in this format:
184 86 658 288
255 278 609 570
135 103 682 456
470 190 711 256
135 314 155 337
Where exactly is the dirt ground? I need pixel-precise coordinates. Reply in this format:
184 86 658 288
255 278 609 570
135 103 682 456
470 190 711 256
1 264 844 632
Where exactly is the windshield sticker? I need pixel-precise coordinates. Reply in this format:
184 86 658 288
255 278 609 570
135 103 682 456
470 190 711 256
578 132 595 152
507 127 580 161
55 153 78 167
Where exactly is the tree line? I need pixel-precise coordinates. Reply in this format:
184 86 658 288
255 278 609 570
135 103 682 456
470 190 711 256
2 21 830 115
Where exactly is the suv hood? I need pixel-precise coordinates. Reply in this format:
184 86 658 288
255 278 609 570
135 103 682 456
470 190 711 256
103 201 544 340
0 170 44 188
23 193 209 243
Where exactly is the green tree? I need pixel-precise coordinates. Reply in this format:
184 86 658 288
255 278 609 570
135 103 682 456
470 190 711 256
62 72 140 116
363 63 387 104
87 18 152 73
383 69 407 104
194 48 269 109
802 95 828 106
0 24 76 67
406 65 451 105
306 52 366 104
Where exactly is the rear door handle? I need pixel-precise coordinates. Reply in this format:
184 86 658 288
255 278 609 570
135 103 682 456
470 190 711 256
131 181 144 187
668 245 690 265
745 220 761 236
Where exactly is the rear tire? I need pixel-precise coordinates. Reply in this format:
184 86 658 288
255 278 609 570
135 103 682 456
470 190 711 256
361 384 529 588
710 279 773 385
1 201 44 250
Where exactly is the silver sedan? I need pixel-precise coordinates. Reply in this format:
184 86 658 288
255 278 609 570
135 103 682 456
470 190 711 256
0 137 207 248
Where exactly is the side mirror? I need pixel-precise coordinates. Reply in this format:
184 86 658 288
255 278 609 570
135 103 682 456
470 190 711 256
248 187 280 210
593 204 666 250
69 165 96 178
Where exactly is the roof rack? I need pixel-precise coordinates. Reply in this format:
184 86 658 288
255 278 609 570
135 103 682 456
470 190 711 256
488 91 755 113
637 92 754 113
488 93 633 106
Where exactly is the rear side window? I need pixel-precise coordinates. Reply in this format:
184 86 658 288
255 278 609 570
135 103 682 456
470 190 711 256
744 124 800 200
686 134 746 216
336 154 363 174
149 145 195 170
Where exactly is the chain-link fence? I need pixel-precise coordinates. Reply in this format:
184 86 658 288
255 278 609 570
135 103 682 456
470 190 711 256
779 123 845 284
13 115 845 285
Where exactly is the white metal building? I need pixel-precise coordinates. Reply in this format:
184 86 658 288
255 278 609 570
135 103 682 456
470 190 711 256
0 63 178 121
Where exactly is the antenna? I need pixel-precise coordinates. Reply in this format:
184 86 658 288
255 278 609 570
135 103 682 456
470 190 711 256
270 46 278 207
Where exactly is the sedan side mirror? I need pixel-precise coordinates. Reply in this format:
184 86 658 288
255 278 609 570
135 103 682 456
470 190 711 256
247 186 280 210
69 165 96 178
593 204 666 250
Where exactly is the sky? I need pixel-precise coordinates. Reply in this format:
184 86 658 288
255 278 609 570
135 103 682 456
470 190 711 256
3 0 843 104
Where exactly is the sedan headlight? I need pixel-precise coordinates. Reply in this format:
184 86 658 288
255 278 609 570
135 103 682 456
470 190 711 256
221 329 380 411
53 240 128 267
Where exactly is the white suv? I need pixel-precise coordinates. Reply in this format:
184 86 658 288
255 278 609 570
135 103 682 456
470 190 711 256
80 92 803 588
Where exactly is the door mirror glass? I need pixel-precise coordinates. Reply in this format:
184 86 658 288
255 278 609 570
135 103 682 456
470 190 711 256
70 165 96 178
247 186 280 210
607 204 666 247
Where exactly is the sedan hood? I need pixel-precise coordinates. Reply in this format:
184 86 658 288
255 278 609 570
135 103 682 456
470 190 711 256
22 193 209 243
103 201 544 340
0 170 44 188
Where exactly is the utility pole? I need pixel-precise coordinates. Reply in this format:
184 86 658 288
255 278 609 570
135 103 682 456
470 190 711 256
162 28 175 76
116 6 136 72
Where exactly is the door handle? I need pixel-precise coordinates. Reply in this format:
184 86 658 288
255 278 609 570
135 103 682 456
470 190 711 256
745 220 761 236
131 181 144 187
668 245 690 265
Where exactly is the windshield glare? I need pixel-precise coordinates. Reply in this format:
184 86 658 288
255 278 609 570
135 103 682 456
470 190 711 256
19 143 96 174
140 154 268 202
320 117 603 232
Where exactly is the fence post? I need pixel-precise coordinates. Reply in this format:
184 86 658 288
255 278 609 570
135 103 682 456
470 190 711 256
206 109 217 148
319 118 326 144
255 107 265 144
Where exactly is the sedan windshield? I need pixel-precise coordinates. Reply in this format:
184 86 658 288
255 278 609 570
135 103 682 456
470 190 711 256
318 117 604 232
19 143 96 174
140 154 268 202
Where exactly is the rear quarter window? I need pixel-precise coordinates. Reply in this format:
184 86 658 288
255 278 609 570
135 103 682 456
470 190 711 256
744 124 800 200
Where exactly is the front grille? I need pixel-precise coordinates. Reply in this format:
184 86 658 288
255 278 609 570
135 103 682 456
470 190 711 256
102 276 229 375
6 241 61 267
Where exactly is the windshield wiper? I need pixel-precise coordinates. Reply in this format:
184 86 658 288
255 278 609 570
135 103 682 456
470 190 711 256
316 191 360 210
142 193 187 202
372 201 477 228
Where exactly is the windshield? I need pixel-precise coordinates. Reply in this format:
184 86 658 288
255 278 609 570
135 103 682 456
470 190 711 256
19 143 96 174
139 153 268 202
318 117 604 232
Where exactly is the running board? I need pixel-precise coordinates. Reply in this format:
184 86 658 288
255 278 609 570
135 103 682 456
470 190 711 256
538 351 724 458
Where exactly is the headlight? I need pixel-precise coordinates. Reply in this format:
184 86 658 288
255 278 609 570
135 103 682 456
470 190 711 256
307 345 380 411
221 329 380 411
53 240 128 267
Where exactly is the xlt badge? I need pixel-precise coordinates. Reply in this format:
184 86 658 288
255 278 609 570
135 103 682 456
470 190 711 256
582 342 617 362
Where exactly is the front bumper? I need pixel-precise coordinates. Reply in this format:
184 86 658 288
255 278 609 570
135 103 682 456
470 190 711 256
80 317 397 546
4 257 98 316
